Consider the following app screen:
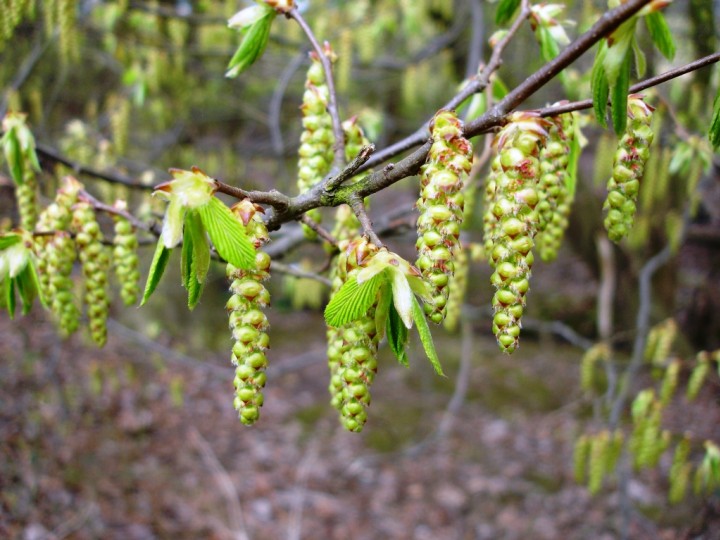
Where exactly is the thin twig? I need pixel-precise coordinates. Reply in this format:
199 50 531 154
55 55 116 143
270 260 332 286
79 190 152 231
298 214 338 248
348 195 383 247
189 427 250 540
288 9 345 172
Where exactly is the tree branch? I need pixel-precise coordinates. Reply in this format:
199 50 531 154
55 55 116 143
348 195 383 247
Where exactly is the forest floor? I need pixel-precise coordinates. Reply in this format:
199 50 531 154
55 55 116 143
1 302 719 539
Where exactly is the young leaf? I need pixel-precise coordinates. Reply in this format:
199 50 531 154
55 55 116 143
645 11 675 60
198 197 255 270
226 9 276 78
324 273 385 328
495 0 521 25
141 238 171 306
611 50 632 135
15 266 37 315
181 217 203 310
386 301 409 366
591 44 609 127
374 282 392 343
411 296 444 376
710 86 720 150
5 276 16 319
0 234 22 250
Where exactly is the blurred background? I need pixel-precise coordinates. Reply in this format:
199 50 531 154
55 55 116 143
1 0 720 538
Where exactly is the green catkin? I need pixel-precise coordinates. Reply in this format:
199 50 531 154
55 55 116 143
535 112 576 261
669 437 691 504
226 200 272 426
298 50 335 238
686 352 710 401
72 201 110 347
57 0 79 64
694 441 720 495
16 168 38 231
580 343 609 394
603 95 654 242
605 429 624 474
443 244 468 333
330 237 381 432
644 318 677 366
111 201 140 306
485 112 548 353
659 359 681 406
36 176 82 334
415 110 473 324
588 431 609 494
573 434 591 484
108 94 131 157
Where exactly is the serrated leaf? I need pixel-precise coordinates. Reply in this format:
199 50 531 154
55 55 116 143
226 9 275 78
386 301 409 366
710 86 720 150
411 296 444 376
611 50 632 135
324 272 385 328
591 43 609 127
495 0 521 25
198 197 255 270
4 134 24 186
141 238 171 306
645 12 675 60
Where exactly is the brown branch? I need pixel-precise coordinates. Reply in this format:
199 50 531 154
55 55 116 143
298 214 338 248
79 190 152 232
323 144 374 191
361 0 532 172
288 9 346 172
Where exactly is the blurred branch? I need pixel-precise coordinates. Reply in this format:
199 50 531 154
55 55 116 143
0 33 52 118
189 427 250 540
269 51 307 156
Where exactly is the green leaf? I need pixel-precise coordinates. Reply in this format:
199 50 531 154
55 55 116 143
495 0 521 25
226 9 276 78
0 234 22 250
141 238 171 306
611 50 632 135
4 133 24 186
386 301 409 366
591 43 609 127
710 86 720 150
5 276 16 319
181 211 209 310
632 38 646 78
198 197 255 270
25 258 46 308
15 266 37 315
324 273 384 328
374 282 392 343
411 296 444 376
645 12 675 60
602 19 636 85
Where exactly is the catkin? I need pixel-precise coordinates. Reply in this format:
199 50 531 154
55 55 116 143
603 95 654 242
227 200 272 426
415 110 472 324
